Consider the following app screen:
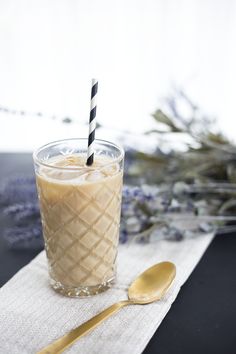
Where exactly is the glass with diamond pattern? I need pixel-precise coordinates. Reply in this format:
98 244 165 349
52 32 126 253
33 139 124 297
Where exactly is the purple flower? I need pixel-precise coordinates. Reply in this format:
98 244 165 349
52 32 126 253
3 222 43 250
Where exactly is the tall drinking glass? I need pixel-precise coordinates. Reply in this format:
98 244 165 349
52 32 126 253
33 138 124 297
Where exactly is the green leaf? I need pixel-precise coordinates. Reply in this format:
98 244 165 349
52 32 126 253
152 109 182 132
206 133 229 145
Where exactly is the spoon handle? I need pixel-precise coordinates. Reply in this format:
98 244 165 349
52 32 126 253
37 300 130 354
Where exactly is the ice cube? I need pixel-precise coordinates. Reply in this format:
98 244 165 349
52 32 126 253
101 163 119 176
85 170 106 182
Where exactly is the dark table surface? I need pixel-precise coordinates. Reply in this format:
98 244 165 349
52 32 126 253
0 153 235 354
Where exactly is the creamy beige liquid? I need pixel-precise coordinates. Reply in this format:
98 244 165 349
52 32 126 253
36 154 123 289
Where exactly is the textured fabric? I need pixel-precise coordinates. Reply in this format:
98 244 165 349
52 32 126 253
0 233 214 354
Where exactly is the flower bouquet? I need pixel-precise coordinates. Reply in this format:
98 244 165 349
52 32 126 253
1 90 236 249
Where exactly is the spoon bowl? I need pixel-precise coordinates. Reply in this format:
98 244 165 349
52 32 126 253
128 262 176 304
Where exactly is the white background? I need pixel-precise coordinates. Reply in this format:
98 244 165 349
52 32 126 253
0 0 236 151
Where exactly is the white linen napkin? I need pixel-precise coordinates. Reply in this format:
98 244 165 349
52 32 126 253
0 233 214 354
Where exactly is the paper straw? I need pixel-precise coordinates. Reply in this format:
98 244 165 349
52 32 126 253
86 79 98 166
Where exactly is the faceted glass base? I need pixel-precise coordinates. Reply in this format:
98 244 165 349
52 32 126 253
50 276 115 297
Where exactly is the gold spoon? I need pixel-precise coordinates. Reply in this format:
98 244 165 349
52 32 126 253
37 261 176 354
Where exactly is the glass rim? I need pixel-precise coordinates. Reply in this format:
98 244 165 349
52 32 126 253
33 138 125 171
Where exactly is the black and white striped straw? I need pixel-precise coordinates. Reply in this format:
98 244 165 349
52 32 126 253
86 78 98 166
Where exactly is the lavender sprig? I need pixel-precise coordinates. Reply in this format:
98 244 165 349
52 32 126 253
0 177 38 206
3 222 43 250
4 203 40 223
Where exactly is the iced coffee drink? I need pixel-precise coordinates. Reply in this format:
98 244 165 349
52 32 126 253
33 139 124 297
